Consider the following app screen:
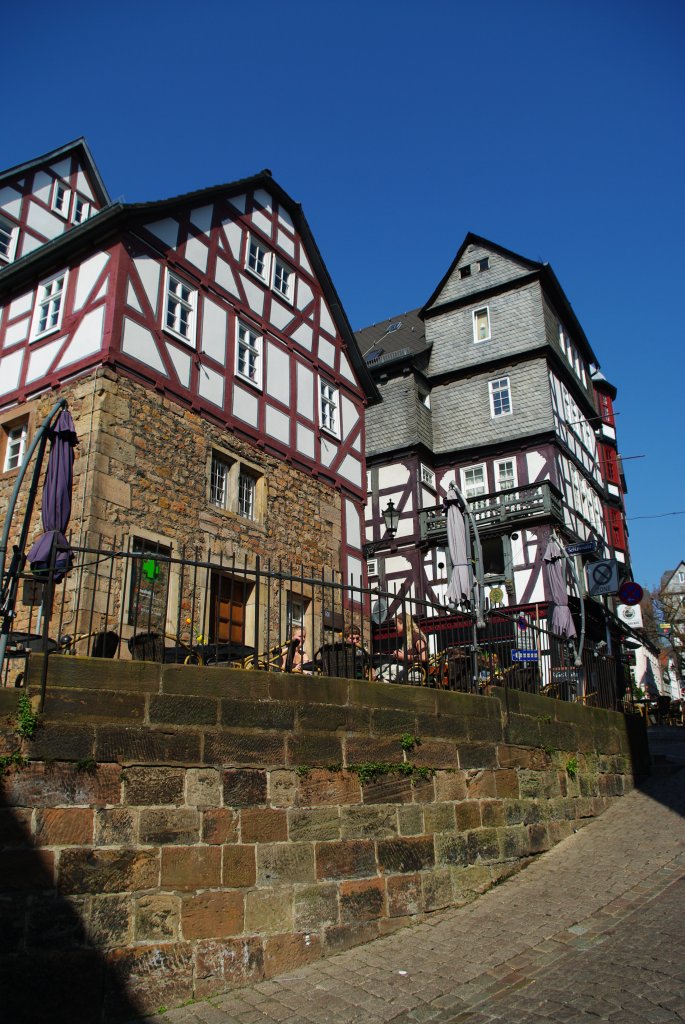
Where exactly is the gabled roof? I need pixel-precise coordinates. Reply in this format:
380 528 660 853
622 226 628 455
0 137 111 206
0 161 379 403
421 232 599 366
661 563 685 591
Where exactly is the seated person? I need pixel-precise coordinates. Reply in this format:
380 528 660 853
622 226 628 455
343 624 370 679
392 613 428 684
281 627 308 673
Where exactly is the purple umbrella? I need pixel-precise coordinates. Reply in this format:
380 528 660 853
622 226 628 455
27 409 78 582
446 483 472 608
543 534 577 639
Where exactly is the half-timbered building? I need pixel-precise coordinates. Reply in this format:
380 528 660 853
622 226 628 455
0 138 378 650
357 233 632 642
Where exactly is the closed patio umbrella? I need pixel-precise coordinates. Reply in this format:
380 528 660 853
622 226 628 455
445 483 472 609
543 533 577 639
27 409 78 583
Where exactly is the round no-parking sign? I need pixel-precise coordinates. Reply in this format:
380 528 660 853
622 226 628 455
618 580 644 606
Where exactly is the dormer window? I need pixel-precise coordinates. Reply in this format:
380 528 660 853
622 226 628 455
51 180 71 218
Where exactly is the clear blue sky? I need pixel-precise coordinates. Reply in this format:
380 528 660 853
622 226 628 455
4 0 683 590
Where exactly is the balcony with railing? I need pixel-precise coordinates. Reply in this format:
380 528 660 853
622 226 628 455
419 480 565 544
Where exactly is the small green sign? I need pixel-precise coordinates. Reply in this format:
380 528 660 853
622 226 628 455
141 558 160 581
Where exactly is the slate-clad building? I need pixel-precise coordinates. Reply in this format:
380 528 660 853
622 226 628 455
357 234 631 638
0 138 378 648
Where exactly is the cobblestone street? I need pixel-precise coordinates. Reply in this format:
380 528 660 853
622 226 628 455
135 728 685 1024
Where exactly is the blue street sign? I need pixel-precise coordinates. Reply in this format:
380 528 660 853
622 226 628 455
512 649 539 662
566 540 597 556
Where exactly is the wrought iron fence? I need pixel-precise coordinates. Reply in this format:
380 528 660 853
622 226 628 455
0 538 626 710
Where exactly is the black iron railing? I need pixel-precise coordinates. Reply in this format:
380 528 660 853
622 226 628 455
0 538 626 710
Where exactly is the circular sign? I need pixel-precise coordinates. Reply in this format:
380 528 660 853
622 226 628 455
517 615 528 631
618 580 643 606
590 562 613 587
489 587 504 605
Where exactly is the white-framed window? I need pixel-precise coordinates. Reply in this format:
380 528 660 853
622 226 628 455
286 593 307 632
31 270 68 340
420 464 436 490
366 558 378 578
210 452 232 509
473 306 490 342
273 257 294 303
236 320 262 388
461 464 487 499
209 448 264 522
489 376 512 418
238 468 257 520
495 458 517 491
164 271 196 346
2 420 28 473
72 194 91 224
51 180 71 218
320 379 340 437
246 234 270 282
0 216 18 263
678 571 685 584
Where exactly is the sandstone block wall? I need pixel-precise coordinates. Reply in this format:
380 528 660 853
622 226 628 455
0 658 648 1022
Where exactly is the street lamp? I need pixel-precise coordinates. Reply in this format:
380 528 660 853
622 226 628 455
362 499 399 558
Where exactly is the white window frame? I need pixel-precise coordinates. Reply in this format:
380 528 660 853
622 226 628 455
236 319 262 389
0 215 18 263
209 451 233 509
420 464 436 490
31 270 68 341
72 194 91 224
164 270 196 347
366 558 378 578
495 458 518 492
489 376 512 418
238 467 257 521
319 378 340 438
51 179 71 219
473 306 491 343
246 234 270 283
273 256 294 303
461 463 487 499
2 420 28 473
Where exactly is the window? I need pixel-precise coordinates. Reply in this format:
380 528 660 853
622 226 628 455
320 379 339 437
678 572 685 585
164 271 196 345
210 452 232 509
238 468 256 520
420 464 436 490
489 376 512 417
459 265 471 279
127 537 171 631
495 458 517 491
32 271 67 339
0 216 18 263
418 391 431 409
236 320 262 387
366 558 378 577
478 257 490 272
72 195 91 224
287 593 307 632
247 235 269 281
210 572 247 645
461 464 486 499
2 420 28 473
209 449 264 521
51 180 71 218
273 257 293 302
473 307 490 342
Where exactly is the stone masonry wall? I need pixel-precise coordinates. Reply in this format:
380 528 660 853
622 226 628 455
0 657 648 1023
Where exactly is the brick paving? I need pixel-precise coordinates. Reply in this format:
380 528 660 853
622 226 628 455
135 728 685 1024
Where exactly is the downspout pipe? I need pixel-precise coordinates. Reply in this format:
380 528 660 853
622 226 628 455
0 398 67 675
